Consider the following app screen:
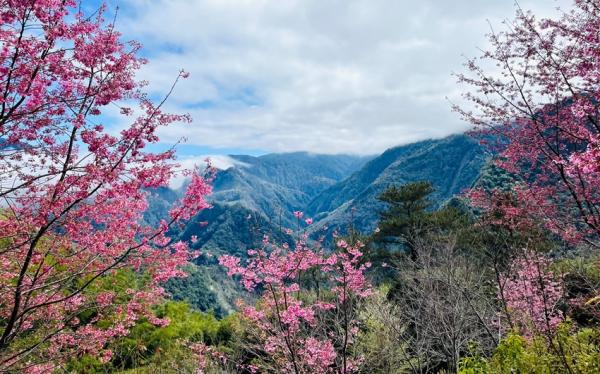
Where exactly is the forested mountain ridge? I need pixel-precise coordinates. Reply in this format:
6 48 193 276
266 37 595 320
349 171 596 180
145 134 490 314
209 152 371 228
147 134 490 250
306 134 489 235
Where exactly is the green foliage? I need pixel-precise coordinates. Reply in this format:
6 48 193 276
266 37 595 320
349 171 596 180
471 162 519 193
165 264 229 317
376 181 434 251
376 181 473 250
459 324 600 374
66 299 240 373
553 256 600 327
370 181 475 278
378 181 434 218
355 286 412 374
68 355 105 374
458 344 490 374
113 301 237 371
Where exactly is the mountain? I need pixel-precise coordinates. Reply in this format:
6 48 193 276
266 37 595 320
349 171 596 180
306 134 490 235
208 152 371 228
146 135 491 314
149 135 490 248
146 152 370 248
151 202 297 316
172 202 293 258
146 153 369 314
144 187 180 227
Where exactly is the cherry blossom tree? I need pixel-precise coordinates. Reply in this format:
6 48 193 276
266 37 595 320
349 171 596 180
456 0 600 245
219 228 372 374
0 1 210 371
499 251 564 339
495 251 584 373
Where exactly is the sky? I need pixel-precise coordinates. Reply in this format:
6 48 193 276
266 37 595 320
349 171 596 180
101 0 570 159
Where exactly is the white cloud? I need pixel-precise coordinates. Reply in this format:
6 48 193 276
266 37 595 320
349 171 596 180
169 154 243 188
115 0 571 155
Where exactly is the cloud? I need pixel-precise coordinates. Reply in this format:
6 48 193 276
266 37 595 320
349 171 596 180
113 0 570 155
169 154 243 188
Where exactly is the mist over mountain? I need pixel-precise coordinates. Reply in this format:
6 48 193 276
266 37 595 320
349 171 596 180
148 133 489 253
306 134 489 236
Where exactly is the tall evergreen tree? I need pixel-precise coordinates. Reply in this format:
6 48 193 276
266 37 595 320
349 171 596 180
375 181 435 257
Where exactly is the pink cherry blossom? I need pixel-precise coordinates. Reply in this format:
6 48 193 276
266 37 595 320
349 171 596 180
219 233 371 373
0 2 211 370
456 0 600 244
499 251 564 339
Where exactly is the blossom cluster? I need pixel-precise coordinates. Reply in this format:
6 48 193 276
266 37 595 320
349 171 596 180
219 226 371 373
500 252 564 339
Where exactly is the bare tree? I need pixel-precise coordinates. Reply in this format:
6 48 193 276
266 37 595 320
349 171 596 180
384 237 498 373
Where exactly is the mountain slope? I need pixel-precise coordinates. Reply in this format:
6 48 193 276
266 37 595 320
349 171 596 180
173 202 293 258
146 135 491 314
307 134 489 235
209 152 370 227
163 203 294 316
